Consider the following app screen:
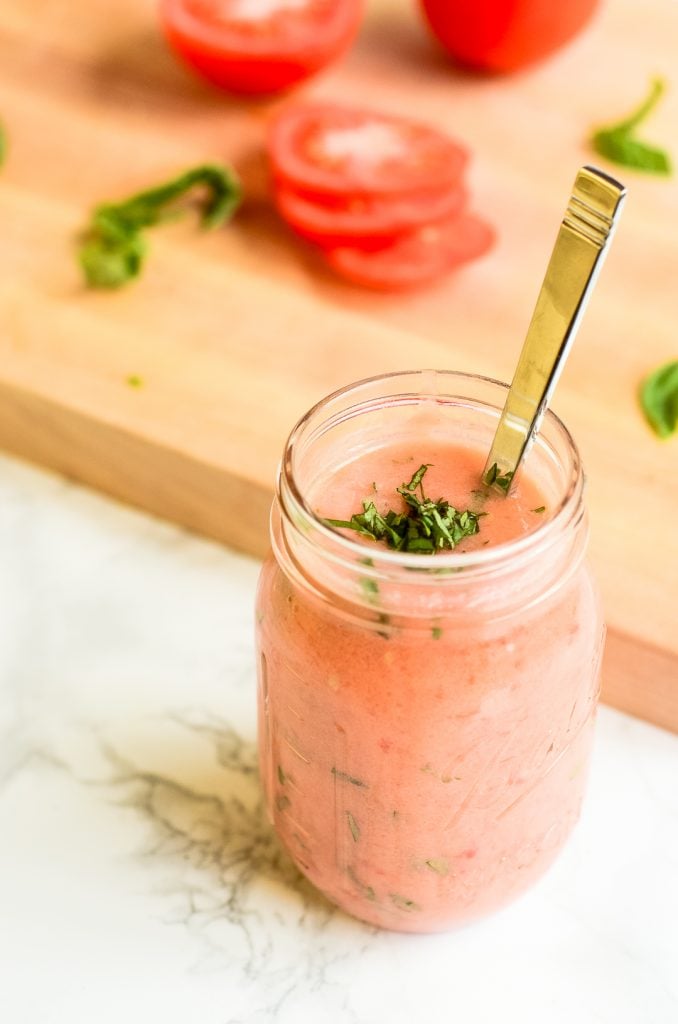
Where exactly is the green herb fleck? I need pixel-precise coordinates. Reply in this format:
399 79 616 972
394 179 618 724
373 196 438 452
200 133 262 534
483 462 513 493
432 626 443 640
277 765 286 785
346 811 360 843
126 374 143 389
325 464 482 554
376 611 392 640
389 893 420 912
591 78 671 175
425 857 450 876
79 163 242 288
359 576 380 602
275 795 291 812
640 360 678 438
531 505 546 514
331 767 368 789
347 866 376 901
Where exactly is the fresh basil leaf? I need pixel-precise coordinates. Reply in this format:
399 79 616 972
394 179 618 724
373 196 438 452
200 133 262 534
591 78 671 175
640 360 678 438
79 163 242 288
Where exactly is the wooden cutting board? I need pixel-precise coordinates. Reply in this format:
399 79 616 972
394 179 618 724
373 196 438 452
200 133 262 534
1 0 677 729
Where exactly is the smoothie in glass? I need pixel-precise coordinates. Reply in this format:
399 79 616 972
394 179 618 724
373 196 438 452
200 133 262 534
256 371 603 932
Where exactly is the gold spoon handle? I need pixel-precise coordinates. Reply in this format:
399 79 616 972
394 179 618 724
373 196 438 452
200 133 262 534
483 166 626 494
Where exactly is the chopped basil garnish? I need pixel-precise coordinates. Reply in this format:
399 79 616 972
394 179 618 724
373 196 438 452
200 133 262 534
390 893 420 912
325 464 482 553
359 576 380 601
347 812 360 843
331 767 368 788
531 505 546 514
483 462 513 493
347 866 376 902
425 858 450 876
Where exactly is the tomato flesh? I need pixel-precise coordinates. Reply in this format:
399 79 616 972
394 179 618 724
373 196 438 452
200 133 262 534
275 182 468 249
420 0 599 73
325 214 495 291
270 104 468 197
160 0 364 94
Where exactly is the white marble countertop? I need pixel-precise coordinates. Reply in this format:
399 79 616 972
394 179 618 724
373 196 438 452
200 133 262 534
1 451 677 1024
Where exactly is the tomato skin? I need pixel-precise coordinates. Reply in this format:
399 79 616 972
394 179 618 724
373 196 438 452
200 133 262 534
269 104 468 198
160 0 364 95
275 182 468 249
419 0 599 73
325 213 495 291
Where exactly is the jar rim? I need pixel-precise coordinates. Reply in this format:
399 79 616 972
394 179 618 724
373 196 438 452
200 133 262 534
279 369 584 578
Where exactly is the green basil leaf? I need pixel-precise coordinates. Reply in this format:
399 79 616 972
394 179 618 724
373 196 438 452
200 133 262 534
591 78 671 175
79 163 242 288
640 360 678 438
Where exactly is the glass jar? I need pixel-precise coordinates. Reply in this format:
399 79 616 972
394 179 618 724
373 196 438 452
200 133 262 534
255 370 604 933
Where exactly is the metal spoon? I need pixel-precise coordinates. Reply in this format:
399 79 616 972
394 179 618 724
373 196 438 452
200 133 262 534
483 165 626 494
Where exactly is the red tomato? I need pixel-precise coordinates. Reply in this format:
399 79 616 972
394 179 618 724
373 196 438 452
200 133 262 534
325 213 495 290
275 181 468 249
159 0 364 95
420 0 599 73
269 104 468 197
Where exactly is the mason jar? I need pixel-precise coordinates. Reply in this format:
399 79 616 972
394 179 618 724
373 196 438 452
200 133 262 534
255 370 604 933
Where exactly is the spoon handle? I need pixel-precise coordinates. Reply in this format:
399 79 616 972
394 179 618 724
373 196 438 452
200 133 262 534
483 166 626 494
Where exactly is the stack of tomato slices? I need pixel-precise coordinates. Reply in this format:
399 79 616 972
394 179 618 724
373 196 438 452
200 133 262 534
269 104 495 290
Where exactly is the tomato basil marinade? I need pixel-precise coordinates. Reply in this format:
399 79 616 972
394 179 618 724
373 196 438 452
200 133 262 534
256 372 603 933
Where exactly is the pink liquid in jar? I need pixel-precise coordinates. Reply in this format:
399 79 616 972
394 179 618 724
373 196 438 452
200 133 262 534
256 372 603 932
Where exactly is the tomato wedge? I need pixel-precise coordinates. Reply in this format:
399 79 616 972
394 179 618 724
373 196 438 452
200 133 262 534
275 182 468 249
160 0 364 95
325 213 495 290
269 104 469 197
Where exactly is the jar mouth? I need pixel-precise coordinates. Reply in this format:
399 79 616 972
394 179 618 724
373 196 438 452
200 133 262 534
279 369 584 578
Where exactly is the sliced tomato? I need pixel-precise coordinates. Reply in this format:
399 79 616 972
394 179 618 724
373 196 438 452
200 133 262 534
269 104 469 197
324 213 495 290
159 0 364 95
275 182 468 249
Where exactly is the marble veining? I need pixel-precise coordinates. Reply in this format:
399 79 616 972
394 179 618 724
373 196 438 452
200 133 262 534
86 713 371 1022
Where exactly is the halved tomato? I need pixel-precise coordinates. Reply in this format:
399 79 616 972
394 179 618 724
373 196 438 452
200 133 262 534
275 181 468 249
159 0 364 95
269 104 469 197
325 213 495 290
419 0 599 73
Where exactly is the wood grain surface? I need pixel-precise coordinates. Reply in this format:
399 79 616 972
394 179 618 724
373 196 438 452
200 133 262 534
0 1 676 729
